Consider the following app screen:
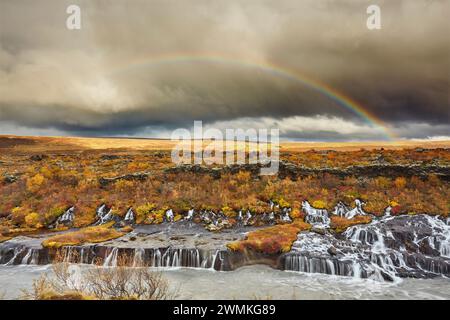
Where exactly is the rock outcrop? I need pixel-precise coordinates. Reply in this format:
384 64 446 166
165 161 450 180
98 171 152 186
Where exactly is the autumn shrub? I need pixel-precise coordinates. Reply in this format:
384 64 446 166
312 200 327 209
148 209 166 224
44 206 66 226
277 197 290 208
394 177 407 189
222 205 236 217
24 212 43 228
26 173 45 192
227 220 311 254
330 215 372 233
10 206 28 226
289 208 303 219
72 202 97 227
135 203 156 224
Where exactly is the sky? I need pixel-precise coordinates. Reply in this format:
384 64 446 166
0 0 449 141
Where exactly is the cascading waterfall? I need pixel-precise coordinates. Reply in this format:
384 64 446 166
0 243 227 271
155 247 222 269
302 201 330 227
103 247 119 267
285 213 450 281
20 248 39 265
5 247 25 266
422 215 450 258
132 247 144 266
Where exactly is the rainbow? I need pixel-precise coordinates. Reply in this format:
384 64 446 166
112 53 396 140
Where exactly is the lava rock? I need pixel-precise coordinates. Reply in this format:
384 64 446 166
99 171 152 187
30 154 47 161
100 155 120 160
3 174 18 183
327 246 338 256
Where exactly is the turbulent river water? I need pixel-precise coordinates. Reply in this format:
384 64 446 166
1 264 449 300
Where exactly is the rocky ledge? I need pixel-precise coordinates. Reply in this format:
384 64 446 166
165 161 450 180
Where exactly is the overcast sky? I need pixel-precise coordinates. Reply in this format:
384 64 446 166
0 0 448 141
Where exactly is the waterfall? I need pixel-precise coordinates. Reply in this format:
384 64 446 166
145 247 224 270
21 249 32 264
332 199 367 219
0 241 227 271
55 206 75 227
186 209 195 220
286 214 450 281
5 247 25 266
209 250 219 270
133 247 144 266
333 202 350 217
165 209 174 222
96 204 106 217
152 248 162 267
424 215 450 258
302 201 330 227
103 247 118 267
124 208 135 224
352 261 362 278
80 248 85 264
94 204 118 225
284 254 353 276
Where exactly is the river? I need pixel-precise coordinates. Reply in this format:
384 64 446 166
1 264 449 300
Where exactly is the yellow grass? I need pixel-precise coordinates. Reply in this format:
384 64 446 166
281 140 450 152
330 215 372 233
42 222 126 248
37 291 95 300
1 134 448 152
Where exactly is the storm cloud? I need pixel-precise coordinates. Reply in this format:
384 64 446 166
0 0 448 140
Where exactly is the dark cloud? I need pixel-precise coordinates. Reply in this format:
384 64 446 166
0 0 448 140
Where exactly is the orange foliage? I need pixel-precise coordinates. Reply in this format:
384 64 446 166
42 223 127 248
330 215 372 233
0 137 448 235
26 174 45 192
227 220 311 254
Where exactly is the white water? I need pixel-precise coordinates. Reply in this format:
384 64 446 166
286 212 450 281
0 264 449 300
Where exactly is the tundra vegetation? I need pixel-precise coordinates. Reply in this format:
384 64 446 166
0 136 448 254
